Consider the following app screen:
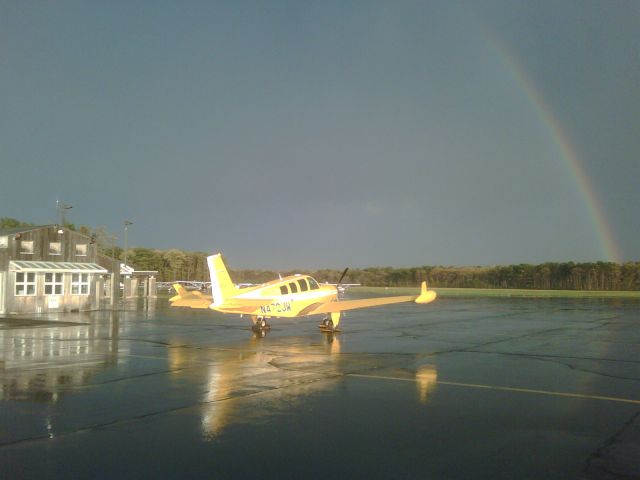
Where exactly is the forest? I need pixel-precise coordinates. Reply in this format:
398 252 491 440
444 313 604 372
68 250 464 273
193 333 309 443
125 249 640 291
2 218 639 291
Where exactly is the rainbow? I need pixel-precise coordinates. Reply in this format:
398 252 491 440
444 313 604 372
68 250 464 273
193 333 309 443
485 32 622 263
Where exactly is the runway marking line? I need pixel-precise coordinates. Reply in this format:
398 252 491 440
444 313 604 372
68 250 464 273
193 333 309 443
347 373 640 405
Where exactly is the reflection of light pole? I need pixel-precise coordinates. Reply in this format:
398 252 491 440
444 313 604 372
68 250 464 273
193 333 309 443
123 220 133 268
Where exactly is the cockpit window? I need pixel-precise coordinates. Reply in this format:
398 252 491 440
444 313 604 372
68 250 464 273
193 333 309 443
289 282 298 293
280 285 289 295
308 278 319 290
298 279 308 292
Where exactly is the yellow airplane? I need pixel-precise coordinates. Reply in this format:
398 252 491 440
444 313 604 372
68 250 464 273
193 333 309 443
170 253 437 332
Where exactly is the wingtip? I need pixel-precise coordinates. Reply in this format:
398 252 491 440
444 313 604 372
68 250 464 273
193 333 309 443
415 281 437 304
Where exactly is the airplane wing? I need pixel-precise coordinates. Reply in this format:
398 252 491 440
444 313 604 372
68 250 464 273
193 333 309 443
310 295 418 314
169 284 213 309
308 282 437 314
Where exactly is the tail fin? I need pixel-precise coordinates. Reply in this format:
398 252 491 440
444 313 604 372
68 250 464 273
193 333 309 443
169 283 211 308
170 283 189 302
207 253 239 306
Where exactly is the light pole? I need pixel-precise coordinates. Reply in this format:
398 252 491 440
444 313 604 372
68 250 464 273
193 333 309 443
56 200 72 228
123 220 133 268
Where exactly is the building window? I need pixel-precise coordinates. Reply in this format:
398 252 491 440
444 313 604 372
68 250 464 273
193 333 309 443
15 272 36 296
20 240 34 254
76 244 87 256
0 236 7 248
49 242 62 255
71 273 90 295
45 273 64 295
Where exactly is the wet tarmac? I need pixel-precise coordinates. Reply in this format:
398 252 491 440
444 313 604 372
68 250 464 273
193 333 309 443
1 295 639 479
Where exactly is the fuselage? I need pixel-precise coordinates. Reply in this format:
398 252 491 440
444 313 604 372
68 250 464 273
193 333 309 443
212 275 338 318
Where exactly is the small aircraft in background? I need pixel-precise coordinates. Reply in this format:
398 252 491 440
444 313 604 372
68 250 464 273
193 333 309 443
170 253 437 333
157 280 210 292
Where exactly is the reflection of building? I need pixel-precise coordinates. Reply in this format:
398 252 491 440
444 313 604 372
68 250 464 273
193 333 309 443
0 225 120 314
0 313 126 401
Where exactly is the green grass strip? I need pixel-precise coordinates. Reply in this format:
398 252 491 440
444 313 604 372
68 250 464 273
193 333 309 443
350 286 640 298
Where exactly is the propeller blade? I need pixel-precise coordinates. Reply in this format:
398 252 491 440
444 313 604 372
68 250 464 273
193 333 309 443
337 267 349 286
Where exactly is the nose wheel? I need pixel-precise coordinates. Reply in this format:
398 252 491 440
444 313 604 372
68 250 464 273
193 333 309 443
319 312 341 332
320 317 334 330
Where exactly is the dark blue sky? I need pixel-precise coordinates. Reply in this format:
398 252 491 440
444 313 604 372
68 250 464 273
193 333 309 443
2 1 638 268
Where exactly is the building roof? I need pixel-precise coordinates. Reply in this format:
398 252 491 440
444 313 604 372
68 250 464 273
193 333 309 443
9 261 108 274
0 224 94 240
120 263 157 276
0 225 54 236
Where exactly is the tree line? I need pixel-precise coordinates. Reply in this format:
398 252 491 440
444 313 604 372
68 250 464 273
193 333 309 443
123 248 640 292
2 217 638 291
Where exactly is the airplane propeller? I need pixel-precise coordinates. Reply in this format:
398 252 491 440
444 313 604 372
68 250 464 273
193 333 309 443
337 267 349 287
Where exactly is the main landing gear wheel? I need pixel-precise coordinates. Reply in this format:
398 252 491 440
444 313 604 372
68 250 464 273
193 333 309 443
257 317 268 329
251 316 271 333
